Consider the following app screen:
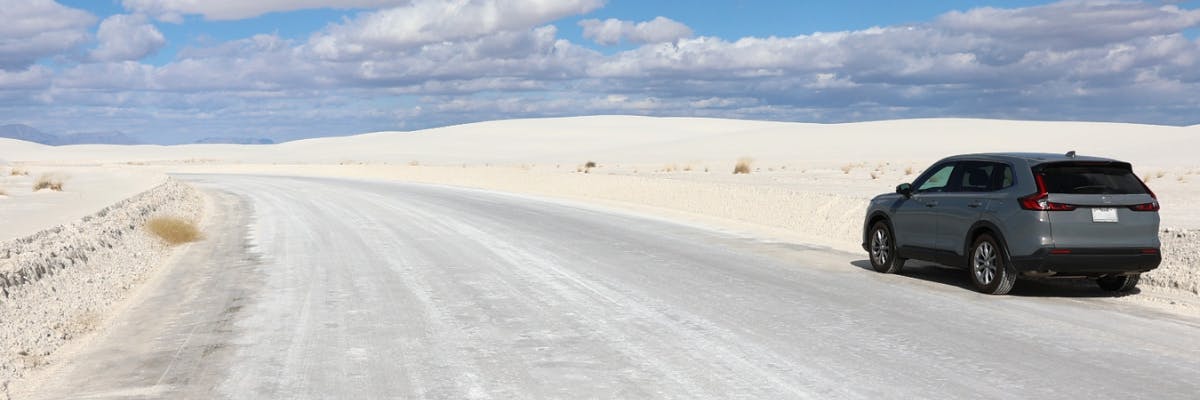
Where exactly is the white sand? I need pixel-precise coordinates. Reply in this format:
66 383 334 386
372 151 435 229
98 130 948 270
1 115 1197 301
0 180 202 393
0 166 166 242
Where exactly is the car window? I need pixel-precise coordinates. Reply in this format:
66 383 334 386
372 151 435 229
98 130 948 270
1039 162 1147 195
952 162 1014 192
915 163 955 193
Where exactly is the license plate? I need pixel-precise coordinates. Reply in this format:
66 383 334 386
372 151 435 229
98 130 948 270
1092 207 1118 223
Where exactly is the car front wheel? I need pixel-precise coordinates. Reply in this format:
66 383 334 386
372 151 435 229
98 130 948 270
969 233 1017 295
868 221 904 274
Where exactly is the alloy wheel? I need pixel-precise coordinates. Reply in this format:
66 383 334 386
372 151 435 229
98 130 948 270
973 241 997 286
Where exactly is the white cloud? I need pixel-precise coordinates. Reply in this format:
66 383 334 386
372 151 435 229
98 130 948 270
306 0 603 60
936 1 1200 49
579 17 693 45
90 14 166 62
122 0 411 22
0 0 95 70
6 0 1200 142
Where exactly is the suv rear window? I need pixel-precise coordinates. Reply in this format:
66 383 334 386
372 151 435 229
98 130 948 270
1039 163 1147 195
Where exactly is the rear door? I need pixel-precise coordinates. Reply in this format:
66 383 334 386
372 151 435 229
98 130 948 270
1039 162 1160 249
934 161 1013 256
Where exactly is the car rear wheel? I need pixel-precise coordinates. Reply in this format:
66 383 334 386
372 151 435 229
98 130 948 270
969 234 1017 295
1097 274 1140 292
868 221 905 274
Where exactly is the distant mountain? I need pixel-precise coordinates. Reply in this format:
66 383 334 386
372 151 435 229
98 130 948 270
0 124 61 145
0 124 142 145
60 131 142 145
193 137 275 145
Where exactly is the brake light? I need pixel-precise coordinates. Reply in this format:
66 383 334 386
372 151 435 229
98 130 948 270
1130 202 1160 212
1019 174 1077 211
1131 177 1160 212
1049 249 1072 255
1141 248 1159 255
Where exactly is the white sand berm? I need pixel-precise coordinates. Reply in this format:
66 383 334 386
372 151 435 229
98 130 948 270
0 117 1196 386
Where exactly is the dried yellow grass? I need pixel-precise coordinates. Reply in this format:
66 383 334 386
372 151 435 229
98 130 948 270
10 167 28 176
146 217 202 245
33 175 64 191
733 158 753 174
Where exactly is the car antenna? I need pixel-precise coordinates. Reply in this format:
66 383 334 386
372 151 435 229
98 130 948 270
1066 150 1076 158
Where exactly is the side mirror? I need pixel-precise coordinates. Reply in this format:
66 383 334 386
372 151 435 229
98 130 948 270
896 183 913 198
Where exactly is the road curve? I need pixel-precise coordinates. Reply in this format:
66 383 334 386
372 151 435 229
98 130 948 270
20 175 1200 399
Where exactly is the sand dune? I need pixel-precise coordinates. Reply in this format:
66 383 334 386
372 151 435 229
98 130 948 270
2 115 1197 298
6 116 1199 167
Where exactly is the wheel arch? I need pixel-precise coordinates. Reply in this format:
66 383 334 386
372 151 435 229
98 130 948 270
964 220 1011 263
864 211 894 249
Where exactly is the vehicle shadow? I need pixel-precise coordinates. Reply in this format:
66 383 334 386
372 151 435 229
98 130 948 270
849 259 1141 298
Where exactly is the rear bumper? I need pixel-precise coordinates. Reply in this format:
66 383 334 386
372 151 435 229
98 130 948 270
1010 248 1161 276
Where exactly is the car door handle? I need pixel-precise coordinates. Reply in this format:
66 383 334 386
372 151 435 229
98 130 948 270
968 201 984 208
925 201 939 207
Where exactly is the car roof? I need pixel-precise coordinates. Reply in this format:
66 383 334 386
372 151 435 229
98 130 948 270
942 152 1123 165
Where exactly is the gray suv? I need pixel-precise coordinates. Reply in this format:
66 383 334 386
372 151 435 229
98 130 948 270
862 152 1161 295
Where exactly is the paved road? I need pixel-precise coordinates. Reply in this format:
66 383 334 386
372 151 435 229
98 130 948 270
20 175 1200 399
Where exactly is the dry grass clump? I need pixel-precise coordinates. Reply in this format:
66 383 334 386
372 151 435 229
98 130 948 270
841 164 856 174
10 167 28 176
585 161 597 169
0 187 7 196
870 172 880 180
33 175 64 191
733 157 753 174
146 217 202 245
905 166 915 175
408 160 420 166
1155 170 1166 179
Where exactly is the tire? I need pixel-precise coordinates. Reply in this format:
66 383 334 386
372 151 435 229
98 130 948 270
1097 274 1140 292
868 221 905 274
968 233 1017 295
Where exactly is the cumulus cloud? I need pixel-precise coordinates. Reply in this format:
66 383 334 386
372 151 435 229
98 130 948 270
936 1 1200 50
0 0 95 70
306 0 603 59
122 0 411 22
6 0 1200 142
90 14 166 62
579 17 693 45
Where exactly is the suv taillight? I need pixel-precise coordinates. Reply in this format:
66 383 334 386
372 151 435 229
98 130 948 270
1131 177 1160 212
1130 202 1159 212
1019 174 1076 211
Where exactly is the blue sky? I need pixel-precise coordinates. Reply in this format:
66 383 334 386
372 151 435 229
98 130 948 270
4 0 1200 144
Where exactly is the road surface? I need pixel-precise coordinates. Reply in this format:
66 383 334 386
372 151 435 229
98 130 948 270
18 175 1200 399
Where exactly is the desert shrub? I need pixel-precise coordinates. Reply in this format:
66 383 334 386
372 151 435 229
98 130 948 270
841 164 855 174
585 161 597 169
146 217 202 245
33 175 64 191
733 158 753 174
905 166 914 175
10 168 28 176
